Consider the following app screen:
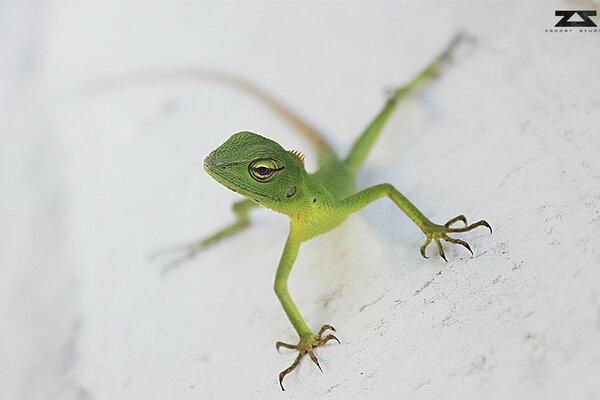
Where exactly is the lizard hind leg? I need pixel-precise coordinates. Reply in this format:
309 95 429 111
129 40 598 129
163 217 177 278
149 199 259 274
344 33 465 174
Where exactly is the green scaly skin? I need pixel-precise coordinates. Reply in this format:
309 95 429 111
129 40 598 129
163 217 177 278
197 34 491 390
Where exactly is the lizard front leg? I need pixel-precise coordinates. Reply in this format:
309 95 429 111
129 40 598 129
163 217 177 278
273 229 340 391
338 183 491 261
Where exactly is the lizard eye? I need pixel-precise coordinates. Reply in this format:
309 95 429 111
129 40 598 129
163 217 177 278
249 159 281 181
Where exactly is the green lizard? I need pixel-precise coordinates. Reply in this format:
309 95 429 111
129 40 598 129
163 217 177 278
184 34 491 390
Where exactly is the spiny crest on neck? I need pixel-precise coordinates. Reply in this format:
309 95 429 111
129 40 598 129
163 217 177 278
288 149 305 166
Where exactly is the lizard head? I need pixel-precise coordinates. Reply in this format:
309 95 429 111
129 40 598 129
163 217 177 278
204 131 310 214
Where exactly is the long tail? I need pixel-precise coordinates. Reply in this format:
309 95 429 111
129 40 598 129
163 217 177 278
77 68 338 165
344 33 466 174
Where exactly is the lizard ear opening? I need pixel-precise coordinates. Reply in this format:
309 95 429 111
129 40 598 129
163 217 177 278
285 186 297 198
287 149 305 166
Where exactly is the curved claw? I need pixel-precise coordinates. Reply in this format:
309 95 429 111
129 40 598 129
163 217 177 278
420 237 432 259
307 350 323 372
317 324 336 338
317 334 341 346
481 220 493 233
444 214 467 228
435 238 447 262
278 351 304 391
444 236 473 256
446 219 492 234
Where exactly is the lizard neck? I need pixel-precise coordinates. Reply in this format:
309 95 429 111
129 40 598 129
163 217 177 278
287 177 347 242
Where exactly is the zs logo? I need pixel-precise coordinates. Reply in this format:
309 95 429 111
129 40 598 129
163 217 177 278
555 10 597 27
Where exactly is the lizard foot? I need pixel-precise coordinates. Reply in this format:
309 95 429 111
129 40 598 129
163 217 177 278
148 241 207 275
275 324 340 391
420 215 492 261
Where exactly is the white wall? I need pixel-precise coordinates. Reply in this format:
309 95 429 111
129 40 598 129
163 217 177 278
2 2 599 399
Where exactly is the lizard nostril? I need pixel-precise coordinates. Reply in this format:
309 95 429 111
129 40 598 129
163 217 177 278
204 156 224 169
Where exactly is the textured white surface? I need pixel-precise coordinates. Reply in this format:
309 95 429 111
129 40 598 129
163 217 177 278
2 2 600 399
